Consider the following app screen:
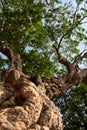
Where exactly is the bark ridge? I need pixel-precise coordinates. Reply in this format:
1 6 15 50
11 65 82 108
0 69 63 130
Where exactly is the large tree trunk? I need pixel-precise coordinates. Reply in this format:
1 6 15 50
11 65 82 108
0 44 87 130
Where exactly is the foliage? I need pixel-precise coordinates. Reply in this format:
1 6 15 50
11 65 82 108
54 84 87 130
0 0 87 75
0 0 56 77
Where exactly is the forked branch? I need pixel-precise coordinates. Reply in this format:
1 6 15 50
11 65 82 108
53 42 72 73
73 49 87 68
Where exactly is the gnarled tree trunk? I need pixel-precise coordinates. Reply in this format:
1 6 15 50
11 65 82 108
0 44 87 130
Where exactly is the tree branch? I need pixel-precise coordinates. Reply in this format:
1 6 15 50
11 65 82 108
53 42 72 73
73 1 80 25
43 68 87 99
52 13 87 73
0 43 22 71
73 49 87 68
58 15 87 47
45 0 49 5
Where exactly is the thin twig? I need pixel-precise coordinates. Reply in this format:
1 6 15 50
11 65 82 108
74 48 87 66
73 1 80 25
58 15 87 48
45 0 49 5
53 42 71 72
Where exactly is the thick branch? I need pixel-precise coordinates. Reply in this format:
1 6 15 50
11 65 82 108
0 43 22 71
43 68 87 99
0 44 13 60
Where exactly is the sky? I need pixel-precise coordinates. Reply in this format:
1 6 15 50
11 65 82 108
62 0 75 4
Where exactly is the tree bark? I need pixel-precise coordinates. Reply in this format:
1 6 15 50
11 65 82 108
0 44 87 130
43 69 87 99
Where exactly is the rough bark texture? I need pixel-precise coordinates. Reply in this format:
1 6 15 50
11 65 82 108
0 70 63 130
0 45 63 130
0 44 87 130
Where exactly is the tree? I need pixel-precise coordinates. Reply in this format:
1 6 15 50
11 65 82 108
54 84 87 130
0 0 87 130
